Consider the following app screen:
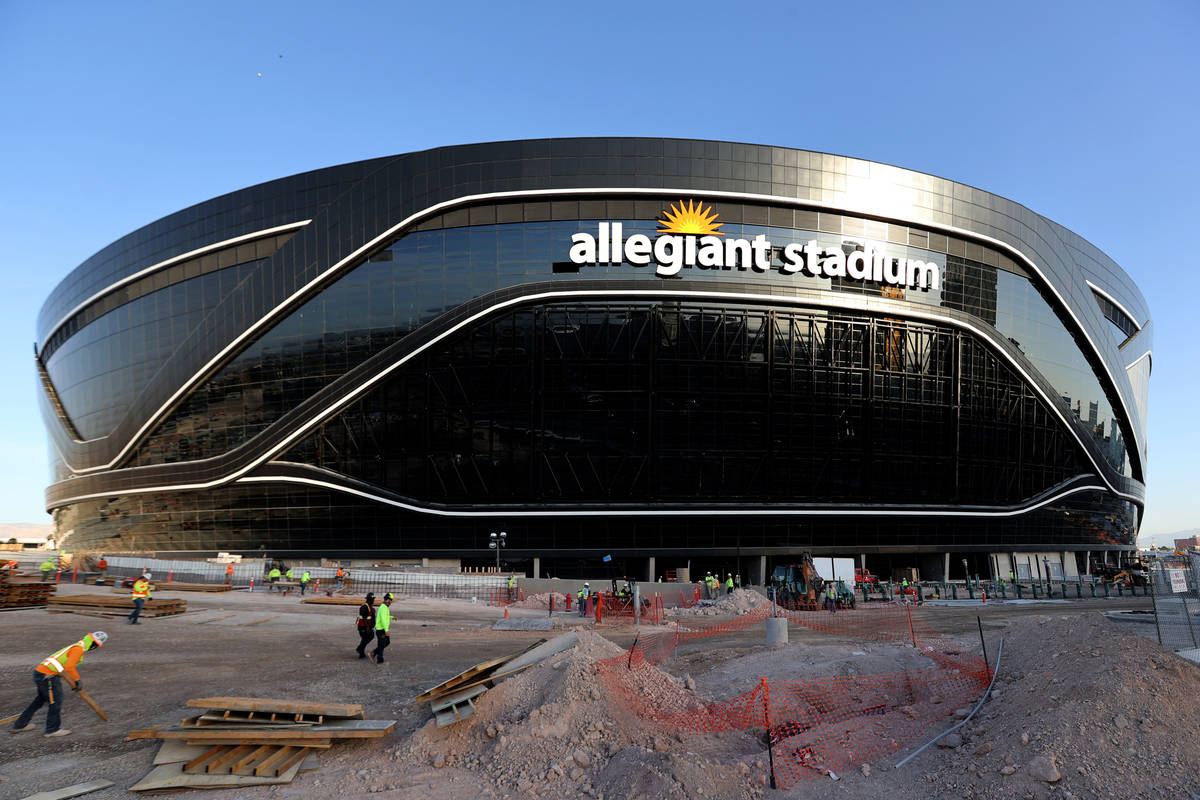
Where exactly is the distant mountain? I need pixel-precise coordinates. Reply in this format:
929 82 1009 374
0 522 52 544
1139 528 1200 549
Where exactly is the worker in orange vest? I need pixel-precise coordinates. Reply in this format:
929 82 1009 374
336 567 345 590
225 563 234 585
10 631 108 737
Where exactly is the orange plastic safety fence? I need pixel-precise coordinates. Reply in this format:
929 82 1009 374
488 587 525 606
598 592 664 624
593 602 989 788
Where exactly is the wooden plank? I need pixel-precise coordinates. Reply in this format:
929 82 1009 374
183 744 227 773
150 719 393 740
254 745 297 776
185 738 332 749
18 780 115 800
152 740 208 765
272 746 311 777
412 639 546 703
129 760 301 791
187 697 364 718
300 596 366 605
429 683 488 714
196 711 316 726
206 744 256 774
231 744 276 774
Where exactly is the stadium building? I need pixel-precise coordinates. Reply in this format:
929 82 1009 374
37 138 1150 583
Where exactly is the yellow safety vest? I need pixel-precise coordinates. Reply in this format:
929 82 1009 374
132 579 151 599
40 640 86 675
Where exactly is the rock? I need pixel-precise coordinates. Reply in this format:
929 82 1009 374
653 736 671 752
589 687 601 700
989 689 1000 700
861 763 872 777
1020 732 1030 745
938 733 963 748
954 707 971 719
1027 754 1061 783
900 705 919 719
684 674 696 691
486 725 497 739
573 750 592 768
530 708 541 719
570 767 585 781
973 741 993 756
1000 765 1017 776
1113 715 1128 729
432 753 445 769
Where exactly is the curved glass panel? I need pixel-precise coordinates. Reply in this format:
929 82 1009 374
130 216 1130 477
283 301 1089 507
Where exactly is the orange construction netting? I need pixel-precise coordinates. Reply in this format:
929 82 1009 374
594 602 988 787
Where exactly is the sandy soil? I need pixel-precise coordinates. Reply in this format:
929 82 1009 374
0 583 1196 800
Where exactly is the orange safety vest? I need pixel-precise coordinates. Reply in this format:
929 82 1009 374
38 641 86 681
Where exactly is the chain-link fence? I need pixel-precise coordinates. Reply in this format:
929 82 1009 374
1149 556 1200 653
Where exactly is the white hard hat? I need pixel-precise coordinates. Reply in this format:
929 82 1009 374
584 582 589 586
89 631 108 647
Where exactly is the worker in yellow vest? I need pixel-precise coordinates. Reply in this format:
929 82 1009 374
371 593 394 664
10 631 107 737
725 574 734 595
40 559 56 582
128 575 151 624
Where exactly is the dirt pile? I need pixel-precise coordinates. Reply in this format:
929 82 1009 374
666 588 768 618
403 628 768 799
874 612 1200 800
510 591 570 610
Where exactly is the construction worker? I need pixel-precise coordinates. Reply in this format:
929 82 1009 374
268 565 282 591
40 558 56 582
824 584 837 615
96 556 108 577
11 631 108 737
725 574 734 595
735 574 741 589
355 593 376 659
507 573 517 602
901 577 910 603
128 574 151 624
300 570 311 596
285 566 295 583
371 593 393 664
577 583 590 617
335 567 345 590
225 563 234 585
6 559 19 571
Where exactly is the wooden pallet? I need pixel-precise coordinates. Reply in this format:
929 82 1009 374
47 594 186 618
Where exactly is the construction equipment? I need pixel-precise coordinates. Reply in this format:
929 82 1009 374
770 555 826 611
830 579 857 609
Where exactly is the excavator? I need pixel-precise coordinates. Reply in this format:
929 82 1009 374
769 554 826 611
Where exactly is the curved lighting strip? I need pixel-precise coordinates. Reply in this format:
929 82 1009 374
42 220 313 349
1085 280 1145 332
50 187 1144 476
237 470 1106 519
46 287 1141 509
1125 349 1152 372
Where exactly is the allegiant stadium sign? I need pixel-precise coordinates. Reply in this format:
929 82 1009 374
568 200 941 290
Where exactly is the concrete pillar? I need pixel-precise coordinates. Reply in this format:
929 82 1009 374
758 555 768 587
860 553 867 569
944 552 951 582
765 616 788 644
647 556 656 584
532 557 540 580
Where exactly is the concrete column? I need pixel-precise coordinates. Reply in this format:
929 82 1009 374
944 552 951 582
758 555 768 587
647 556 656 584
860 553 867 569
532 557 540 580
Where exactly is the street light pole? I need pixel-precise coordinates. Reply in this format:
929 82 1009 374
489 531 507 573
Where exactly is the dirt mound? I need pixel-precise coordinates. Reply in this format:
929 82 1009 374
404 628 767 799
876 612 1200 799
666 588 768 618
510 591 570 610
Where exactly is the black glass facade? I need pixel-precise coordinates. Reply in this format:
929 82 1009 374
36 139 1150 561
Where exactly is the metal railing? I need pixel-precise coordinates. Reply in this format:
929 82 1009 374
1149 561 1200 652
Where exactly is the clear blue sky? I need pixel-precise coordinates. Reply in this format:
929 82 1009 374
1 1 1196 540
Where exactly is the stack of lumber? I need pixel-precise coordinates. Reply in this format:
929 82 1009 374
300 595 366 605
126 697 395 792
47 593 187 618
413 635 578 727
0 570 56 609
111 581 233 593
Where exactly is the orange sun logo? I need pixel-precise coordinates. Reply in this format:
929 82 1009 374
657 200 724 236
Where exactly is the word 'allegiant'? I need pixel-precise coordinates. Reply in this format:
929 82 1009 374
569 223 941 290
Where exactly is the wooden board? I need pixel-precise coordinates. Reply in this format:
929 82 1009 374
18 780 114 800
412 639 546 703
187 697 364 718
185 737 331 748
300 595 366 605
129 759 302 791
147 719 394 740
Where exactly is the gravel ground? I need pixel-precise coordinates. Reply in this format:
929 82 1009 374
0 583 1194 800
